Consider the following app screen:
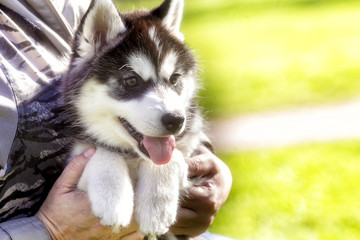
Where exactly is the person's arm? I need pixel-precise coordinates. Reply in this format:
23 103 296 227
35 148 143 240
0 216 50 240
171 145 233 238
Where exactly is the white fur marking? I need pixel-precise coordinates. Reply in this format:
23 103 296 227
127 52 157 81
148 26 161 51
161 0 185 41
77 0 126 59
75 79 134 148
160 51 178 80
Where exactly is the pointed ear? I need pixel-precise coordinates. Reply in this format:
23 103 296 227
74 0 126 59
151 0 185 41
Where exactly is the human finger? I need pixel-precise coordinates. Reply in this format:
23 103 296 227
186 153 216 178
181 185 218 217
121 231 144 240
171 207 213 237
173 207 198 226
55 148 96 190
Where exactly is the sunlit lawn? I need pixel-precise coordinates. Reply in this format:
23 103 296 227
212 140 360 240
182 1 360 118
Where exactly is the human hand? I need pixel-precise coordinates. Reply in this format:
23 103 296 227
36 149 143 240
171 146 232 237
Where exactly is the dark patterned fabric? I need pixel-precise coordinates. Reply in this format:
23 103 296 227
0 0 89 221
0 77 70 221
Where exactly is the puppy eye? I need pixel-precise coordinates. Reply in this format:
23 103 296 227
123 77 138 87
169 73 181 85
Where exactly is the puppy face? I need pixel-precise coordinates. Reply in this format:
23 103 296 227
63 0 198 163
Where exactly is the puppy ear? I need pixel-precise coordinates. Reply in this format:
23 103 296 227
152 0 185 41
74 0 126 59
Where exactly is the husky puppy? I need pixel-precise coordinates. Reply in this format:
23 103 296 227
61 0 210 238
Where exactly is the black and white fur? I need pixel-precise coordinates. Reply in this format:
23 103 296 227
61 0 210 238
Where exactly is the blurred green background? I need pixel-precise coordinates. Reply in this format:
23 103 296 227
115 0 360 239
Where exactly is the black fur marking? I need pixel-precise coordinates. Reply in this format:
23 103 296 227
168 75 184 95
82 14 196 101
93 54 155 101
176 100 197 141
88 136 139 158
119 118 150 158
151 0 171 20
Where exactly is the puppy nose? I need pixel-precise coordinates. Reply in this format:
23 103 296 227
161 113 185 133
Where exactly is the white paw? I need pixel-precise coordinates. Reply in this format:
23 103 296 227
137 208 176 236
91 191 134 229
135 192 178 235
135 152 186 236
81 147 135 229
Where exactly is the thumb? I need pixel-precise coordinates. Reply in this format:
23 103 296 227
55 148 96 189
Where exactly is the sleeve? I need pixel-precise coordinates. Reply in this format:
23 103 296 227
0 66 18 171
61 0 91 31
0 0 91 65
0 0 91 169
0 217 51 240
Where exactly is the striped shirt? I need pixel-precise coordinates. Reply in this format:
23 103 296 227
0 0 90 221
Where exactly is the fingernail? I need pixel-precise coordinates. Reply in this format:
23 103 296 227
84 148 96 158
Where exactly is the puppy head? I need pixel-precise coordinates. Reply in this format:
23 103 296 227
63 0 198 164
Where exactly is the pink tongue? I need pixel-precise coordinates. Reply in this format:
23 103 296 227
143 136 175 165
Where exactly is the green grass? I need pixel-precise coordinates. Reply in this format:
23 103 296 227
182 1 360 118
211 140 360 240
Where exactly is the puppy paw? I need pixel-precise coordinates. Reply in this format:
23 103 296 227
91 192 134 229
136 201 177 236
135 155 184 236
83 147 135 229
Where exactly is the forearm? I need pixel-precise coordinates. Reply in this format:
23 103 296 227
0 217 51 240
